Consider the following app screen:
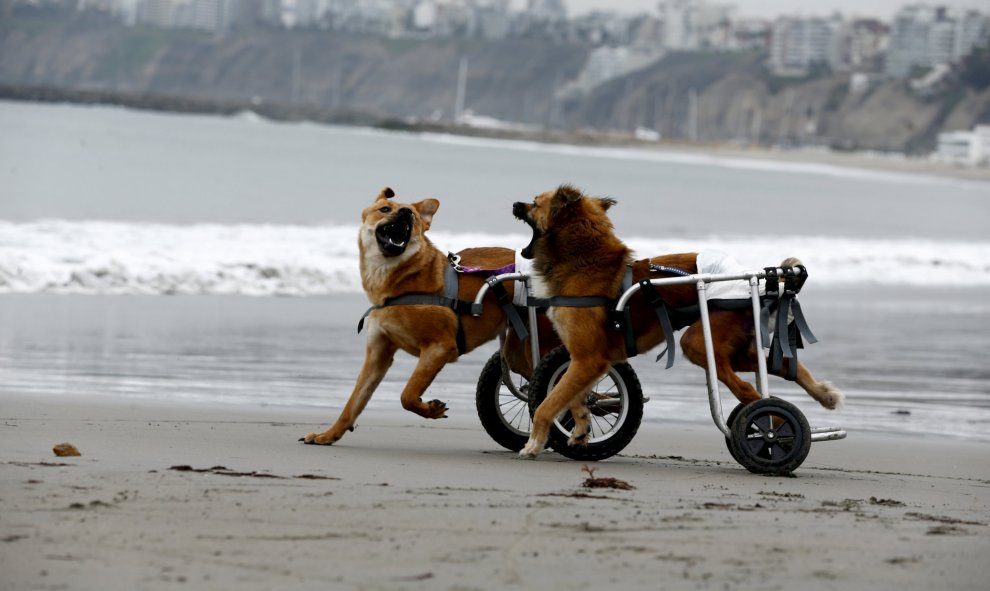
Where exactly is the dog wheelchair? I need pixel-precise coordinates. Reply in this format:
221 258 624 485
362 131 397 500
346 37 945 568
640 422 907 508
471 263 846 475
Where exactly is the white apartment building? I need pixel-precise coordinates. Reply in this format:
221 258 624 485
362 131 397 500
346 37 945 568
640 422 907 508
769 16 842 76
885 5 989 78
279 0 331 28
659 0 734 51
935 125 990 165
527 0 565 23
135 0 240 32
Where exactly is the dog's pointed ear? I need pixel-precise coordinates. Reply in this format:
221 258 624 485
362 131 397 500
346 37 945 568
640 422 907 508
414 198 440 230
551 184 583 215
377 187 395 202
597 197 617 211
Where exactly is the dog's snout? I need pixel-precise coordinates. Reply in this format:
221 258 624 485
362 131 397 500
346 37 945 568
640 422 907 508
398 207 413 216
512 202 527 218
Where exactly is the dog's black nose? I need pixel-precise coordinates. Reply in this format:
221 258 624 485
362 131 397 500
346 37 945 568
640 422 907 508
512 202 526 218
397 207 412 217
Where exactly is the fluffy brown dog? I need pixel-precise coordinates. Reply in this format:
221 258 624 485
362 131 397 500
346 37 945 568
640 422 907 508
302 187 526 445
512 185 842 459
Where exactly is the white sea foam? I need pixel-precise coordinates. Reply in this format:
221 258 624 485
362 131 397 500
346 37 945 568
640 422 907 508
1 220 988 295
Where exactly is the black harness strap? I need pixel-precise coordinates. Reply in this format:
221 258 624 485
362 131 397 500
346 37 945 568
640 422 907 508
357 265 472 354
768 295 790 379
641 265 694 368
527 295 611 308
760 268 778 355
638 279 678 368
762 266 818 380
789 298 817 347
488 280 528 341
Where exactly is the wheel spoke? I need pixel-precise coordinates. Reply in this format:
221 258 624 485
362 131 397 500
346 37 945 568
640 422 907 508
595 375 617 394
591 412 613 436
770 443 789 458
499 399 525 417
507 402 528 429
776 421 794 438
744 439 764 455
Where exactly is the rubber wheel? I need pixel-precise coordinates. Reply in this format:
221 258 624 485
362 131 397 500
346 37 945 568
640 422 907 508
528 345 644 461
729 398 811 476
475 352 531 452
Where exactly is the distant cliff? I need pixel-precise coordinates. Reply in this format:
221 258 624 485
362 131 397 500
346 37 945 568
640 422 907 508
2 13 988 153
572 51 990 154
0 14 585 126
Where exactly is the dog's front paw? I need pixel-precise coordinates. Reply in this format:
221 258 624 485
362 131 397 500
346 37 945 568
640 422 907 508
300 432 339 445
518 437 544 459
425 399 448 419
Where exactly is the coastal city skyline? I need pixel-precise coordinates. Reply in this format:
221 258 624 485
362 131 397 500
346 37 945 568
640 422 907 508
564 0 990 19
70 0 990 20
5 0 988 160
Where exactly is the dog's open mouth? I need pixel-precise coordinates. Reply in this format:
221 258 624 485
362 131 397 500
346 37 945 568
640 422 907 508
512 202 539 260
375 217 412 257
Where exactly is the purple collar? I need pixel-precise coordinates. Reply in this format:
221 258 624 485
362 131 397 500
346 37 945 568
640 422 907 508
448 252 516 276
457 262 516 275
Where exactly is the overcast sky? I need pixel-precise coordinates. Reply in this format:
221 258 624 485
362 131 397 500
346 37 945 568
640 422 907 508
563 1 987 20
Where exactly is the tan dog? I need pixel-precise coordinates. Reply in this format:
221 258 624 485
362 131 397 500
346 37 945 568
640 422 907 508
512 185 842 459
302 187 524 445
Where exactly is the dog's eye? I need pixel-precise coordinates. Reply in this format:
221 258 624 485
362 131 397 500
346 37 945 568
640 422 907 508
379 206 391 213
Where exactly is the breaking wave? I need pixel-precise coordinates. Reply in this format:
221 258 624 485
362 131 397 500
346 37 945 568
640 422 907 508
1 220 988 295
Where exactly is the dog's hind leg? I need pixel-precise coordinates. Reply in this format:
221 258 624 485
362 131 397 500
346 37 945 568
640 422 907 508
693 317 843 411
787 361 844 410
680 316 762 406
566 398 592 448
521 357 610 458
399 342 459 419
302 334 398 445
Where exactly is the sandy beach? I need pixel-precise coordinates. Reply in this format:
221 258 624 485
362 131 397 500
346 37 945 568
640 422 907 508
2 392 987 591
3 99 989 590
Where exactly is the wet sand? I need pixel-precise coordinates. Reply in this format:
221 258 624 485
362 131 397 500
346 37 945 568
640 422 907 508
2 392 987 590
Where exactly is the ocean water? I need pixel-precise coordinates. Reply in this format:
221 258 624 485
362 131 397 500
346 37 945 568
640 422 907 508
2 101 989 443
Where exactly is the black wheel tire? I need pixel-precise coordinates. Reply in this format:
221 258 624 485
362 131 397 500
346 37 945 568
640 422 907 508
729 398 812 476
724 402 745 464
475 352 531 452
528 345 644 461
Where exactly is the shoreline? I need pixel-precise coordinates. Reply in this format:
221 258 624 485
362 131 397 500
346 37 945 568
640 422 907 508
8 381 990 446
2 392 988 590
4 85 989 184
3 289 989 447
